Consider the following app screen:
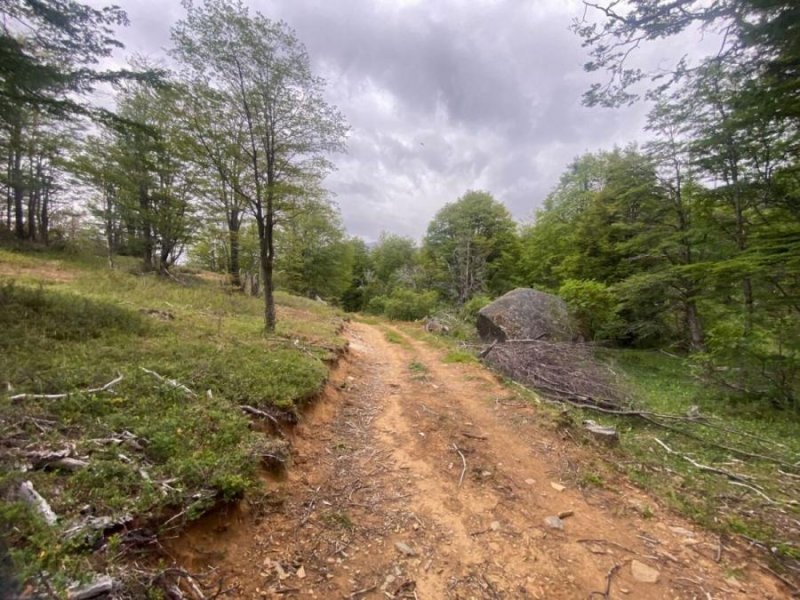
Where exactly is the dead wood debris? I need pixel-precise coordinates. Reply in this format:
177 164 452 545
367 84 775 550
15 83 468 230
18 480 58 525
482 341 627 409
452 443 467 487
140 367 196 398
9 374 124 402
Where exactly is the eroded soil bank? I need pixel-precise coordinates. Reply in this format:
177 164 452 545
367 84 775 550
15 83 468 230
166 322 788 599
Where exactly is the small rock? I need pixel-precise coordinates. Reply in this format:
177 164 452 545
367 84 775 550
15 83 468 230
481 470 492 477
630 560 660 583
543 516 564 530
395 541 417 557
296 566 306 579
525 478 536 485
557 510 574 519
490 521 501 531
550 482 566 492
669 526 694 537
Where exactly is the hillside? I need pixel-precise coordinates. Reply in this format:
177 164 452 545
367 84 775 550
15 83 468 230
0 248 347 597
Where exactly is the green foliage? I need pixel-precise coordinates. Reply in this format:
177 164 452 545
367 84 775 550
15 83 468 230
365 295 388 316
557 279 618 340
383 288 438 321
423 190 518 304
461 294 492 321
275 200 353 301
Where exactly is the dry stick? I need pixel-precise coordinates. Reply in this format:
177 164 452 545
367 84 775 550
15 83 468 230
728 481 789 506
589 564 621 600
452 443 467 487
140 367 196 398
239 404 281 426
10 373 124 401
348 584 377 598
653 438 755 484
759 564 800 597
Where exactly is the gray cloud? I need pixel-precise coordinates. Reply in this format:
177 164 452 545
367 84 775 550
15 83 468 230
106 0 673 241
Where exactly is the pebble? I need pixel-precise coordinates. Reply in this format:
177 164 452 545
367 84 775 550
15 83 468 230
394 541 417 557
550 482 566 492
543 516 564 530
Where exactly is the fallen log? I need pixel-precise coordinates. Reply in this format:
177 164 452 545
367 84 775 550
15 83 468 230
67 575 114 600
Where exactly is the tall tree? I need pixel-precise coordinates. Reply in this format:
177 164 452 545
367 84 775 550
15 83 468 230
423 190 518 304
1 0 154 242
171 0 348 331
274 200 353 300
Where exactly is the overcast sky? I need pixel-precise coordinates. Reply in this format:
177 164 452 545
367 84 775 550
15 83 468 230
106 0 680 242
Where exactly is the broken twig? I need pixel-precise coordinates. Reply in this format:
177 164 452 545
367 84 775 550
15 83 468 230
452 443 467 487
10 374 123 401
140 368 196 398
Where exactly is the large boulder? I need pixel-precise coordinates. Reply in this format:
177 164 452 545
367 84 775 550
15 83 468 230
476 288 575 342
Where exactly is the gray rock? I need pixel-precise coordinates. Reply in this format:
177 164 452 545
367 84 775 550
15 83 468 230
394 541 417 557
630 560 660 583
543 516 564 530
477 288 575 343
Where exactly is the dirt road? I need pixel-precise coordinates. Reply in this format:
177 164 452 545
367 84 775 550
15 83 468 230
171 323 787 599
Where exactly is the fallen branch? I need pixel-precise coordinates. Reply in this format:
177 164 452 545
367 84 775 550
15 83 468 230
140 368 196 398
452 443 467 487
68 575 114 600
728 481 791 506
239 405 280 426
759 563 800 598
589 564 620 600
10 374 124 402
461 432 488 440
19 481 57 525
653 438 755 484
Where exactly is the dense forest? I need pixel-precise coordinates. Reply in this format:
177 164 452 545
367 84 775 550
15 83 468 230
2 0 798 408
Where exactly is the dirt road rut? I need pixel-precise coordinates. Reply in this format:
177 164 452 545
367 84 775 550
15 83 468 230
171 323 787 599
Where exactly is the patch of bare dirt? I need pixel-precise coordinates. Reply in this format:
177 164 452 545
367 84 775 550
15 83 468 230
166 323 789 599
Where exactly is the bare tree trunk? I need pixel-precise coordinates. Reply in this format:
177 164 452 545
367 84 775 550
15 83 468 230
27 160 37 241
228 207 242 289
38 169 49 246
265 190 276 331
685 299 705 352
10 126 25 239
139 184 153 271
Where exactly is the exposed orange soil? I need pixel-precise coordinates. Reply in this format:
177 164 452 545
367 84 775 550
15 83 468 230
167 322 789 599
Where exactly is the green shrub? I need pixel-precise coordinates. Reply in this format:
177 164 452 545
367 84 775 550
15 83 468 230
365 295 388 315
383 288 438 321
462 294 492 320
558 279 619 340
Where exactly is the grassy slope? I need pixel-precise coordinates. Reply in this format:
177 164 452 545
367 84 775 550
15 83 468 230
0 248 346 592
596 350 800 560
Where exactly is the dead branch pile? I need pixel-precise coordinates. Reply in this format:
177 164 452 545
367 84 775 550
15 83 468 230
482 340 630 409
